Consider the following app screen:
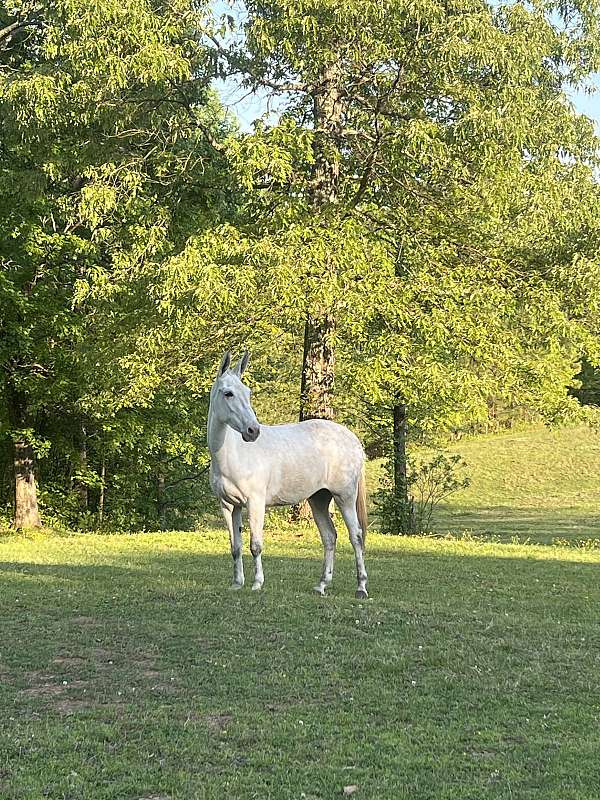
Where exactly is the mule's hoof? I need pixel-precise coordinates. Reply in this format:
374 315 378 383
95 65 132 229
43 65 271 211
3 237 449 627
230 582 244 591
251 581 263 591
313 585 327 597
355 589 369 600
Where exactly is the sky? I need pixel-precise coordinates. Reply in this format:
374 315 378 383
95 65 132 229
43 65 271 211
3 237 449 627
216 72 600 135
568 78 600 132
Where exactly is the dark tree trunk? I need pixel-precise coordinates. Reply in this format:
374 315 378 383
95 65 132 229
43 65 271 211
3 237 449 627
299 59 344 421
6 384 42 529
13 437 41 529
299 314 336 422
393 400 409 503
293 61 344 522
392 398 414 534
98 459 106 526
295 315 336 519
157 472 166 531
77 422 88 511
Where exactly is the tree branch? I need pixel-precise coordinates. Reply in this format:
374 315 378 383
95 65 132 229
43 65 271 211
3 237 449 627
164 464 210 491
0 14 42 46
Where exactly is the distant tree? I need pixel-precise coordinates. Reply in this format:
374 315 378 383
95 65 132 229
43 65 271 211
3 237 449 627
573 358 600 407
0 0 229 528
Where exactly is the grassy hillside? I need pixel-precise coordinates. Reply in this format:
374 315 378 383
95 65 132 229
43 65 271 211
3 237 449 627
427 425 600 543
0 530 599 799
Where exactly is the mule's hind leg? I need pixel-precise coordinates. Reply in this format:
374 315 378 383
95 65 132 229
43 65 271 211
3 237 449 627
335 493 368 599
309 489 337 596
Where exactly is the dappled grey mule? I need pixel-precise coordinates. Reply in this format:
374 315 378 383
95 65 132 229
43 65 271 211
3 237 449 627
208 351 369 598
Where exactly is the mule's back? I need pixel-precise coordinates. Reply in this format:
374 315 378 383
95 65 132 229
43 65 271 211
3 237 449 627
254 419 364 506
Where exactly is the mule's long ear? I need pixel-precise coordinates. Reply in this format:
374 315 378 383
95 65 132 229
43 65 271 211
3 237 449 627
218 351 231 377
234 350 250 377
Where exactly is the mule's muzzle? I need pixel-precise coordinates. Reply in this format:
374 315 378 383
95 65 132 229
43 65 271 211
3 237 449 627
242 424 260 443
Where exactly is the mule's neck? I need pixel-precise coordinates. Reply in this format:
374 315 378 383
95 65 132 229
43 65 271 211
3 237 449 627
207 398 238 464
207 403 225 455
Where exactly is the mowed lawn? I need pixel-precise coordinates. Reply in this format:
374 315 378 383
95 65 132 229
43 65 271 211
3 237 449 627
433 424 600 543
1 528 599 799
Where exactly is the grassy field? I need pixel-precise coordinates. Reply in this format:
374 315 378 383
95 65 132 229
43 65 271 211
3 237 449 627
1 424 599 799
432 424 600 543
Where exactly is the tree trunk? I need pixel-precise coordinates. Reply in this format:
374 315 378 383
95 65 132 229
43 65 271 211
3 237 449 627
300 58 344 421
98 459 106 526
77 422 88 511
293 61 344 520
295 315 335 519
13 437 42 529
392 398 414 534
299 314 336 422
5 384 42 529
157 472 166 531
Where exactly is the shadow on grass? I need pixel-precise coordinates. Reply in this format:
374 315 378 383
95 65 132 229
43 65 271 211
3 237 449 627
434 503 600 543
0 543 599 800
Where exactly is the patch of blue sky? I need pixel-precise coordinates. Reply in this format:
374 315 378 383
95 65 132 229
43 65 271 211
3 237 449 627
567 77 600 133
211 0 600 133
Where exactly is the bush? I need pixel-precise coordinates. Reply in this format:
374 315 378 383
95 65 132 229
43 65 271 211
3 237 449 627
375 451 470 534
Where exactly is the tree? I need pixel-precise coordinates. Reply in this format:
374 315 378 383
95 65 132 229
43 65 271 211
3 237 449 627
0 0 229 527
204 0 600 530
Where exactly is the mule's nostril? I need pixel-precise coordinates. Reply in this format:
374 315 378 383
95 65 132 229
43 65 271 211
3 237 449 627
248 426 256 435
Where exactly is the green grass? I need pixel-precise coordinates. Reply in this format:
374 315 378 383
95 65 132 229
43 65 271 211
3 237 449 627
1 424 600 798
432 424 600 543
1 528 599 799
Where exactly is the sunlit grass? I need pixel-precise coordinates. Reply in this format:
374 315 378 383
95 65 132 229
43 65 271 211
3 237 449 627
1 528 599 799
428 424 600 543
1 424 599 797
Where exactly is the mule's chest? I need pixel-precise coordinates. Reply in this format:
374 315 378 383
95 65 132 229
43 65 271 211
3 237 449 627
210 466 246 507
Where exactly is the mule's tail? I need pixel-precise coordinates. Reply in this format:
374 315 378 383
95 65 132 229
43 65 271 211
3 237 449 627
356 467 368 549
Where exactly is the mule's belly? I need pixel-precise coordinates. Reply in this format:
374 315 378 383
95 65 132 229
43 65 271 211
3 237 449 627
265 471 327 507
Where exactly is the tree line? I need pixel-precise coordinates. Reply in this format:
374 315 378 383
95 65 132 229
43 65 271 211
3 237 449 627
1 0 600 532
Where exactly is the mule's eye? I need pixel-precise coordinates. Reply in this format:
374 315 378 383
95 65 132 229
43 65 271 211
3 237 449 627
224 390 234 399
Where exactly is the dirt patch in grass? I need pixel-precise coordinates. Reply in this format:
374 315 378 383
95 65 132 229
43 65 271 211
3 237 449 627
53 698 92 716
52 655 86 667
141 669 162 678
137 795 172 800
20 671 89 711
133 656 159 669
204 713 233 733
92 648 118 665
70 615 95 626
20 683 66 698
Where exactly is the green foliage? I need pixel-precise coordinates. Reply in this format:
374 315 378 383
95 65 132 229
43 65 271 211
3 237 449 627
208 0 600 439
0 0 233 529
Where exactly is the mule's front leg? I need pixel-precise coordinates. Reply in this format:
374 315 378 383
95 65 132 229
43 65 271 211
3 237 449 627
222 502 244 588
247 498 265 591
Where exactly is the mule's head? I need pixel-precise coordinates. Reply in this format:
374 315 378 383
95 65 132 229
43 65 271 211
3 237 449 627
211 351 260 442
